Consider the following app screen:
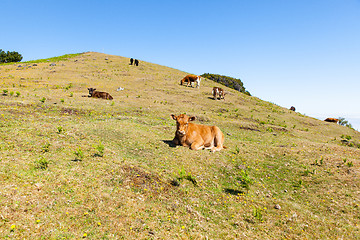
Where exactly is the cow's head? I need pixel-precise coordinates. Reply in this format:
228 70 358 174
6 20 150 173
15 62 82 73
88 88 96 96
171 114 195 136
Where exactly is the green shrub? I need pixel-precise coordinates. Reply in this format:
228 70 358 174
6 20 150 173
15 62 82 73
338 117 353 129
94 142 105 157
201 73 250 95
74 148 84 161
237 169 253 193
34 157 49 170
0 49 23 63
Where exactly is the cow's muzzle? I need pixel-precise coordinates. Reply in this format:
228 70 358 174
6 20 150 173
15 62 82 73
177 130 186 136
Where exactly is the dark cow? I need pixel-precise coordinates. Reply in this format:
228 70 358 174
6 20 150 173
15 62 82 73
134 59 139 66
87 88 113 100
171 114 225 152
180 74 201 88
324 118 339 123
290 106 296 111
129 58 134 65
212 87 225 100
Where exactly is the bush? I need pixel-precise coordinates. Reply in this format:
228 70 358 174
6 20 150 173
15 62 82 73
338 117 353 129
0 49 23 63
201 73 251 95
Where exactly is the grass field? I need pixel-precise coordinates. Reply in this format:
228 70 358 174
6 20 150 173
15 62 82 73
1 52 359 239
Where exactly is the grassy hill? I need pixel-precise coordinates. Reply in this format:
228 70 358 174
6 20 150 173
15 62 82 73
0 52 359 239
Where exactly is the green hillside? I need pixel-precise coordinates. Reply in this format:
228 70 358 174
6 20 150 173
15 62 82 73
0 52 359 239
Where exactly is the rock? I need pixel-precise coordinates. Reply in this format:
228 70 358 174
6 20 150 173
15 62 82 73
274 204 281 209
49 63 56 66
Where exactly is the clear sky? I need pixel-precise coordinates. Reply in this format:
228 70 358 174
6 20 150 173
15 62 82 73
2 0 360 130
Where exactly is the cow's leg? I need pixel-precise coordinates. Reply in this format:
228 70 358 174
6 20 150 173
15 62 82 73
196 77 200 88
172 137 180 146
211 128 224 152
190 139 205 150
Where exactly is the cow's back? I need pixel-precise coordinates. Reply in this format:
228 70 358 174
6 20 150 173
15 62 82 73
93 91 113 100
187 123 223 145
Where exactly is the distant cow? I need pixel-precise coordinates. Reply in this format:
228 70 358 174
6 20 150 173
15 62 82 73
134 59 139 66
129 58 134 65
212 87 225 100
180 74 201 88
290 106 296 111
87 88 113 100
171 114 225 152
324 118 339 123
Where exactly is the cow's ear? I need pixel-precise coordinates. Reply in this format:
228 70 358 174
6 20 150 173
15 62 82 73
93 88 96 91
189 116 196 121
171 114 177 120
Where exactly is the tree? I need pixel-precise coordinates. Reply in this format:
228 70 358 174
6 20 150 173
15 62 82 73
201 73 251 95
0 49 23 63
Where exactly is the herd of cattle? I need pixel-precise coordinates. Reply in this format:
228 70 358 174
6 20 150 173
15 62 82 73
84 62 340 152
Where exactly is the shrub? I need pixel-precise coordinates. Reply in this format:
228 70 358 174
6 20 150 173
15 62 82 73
338 117 353 129
34 157 49 170
0 49 23 63
57 126 64 134
201 73 250 95
94 142 105 157
237 169 253 193
176 167 197 186
74 148 84 161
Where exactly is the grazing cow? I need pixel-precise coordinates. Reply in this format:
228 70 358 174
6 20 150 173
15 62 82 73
87 88 113 100
290 106 296 111
171 114 225 152
134 59 139 66
180 74 201 88
212 87 225 100
324 118 339 123
129 58 134 65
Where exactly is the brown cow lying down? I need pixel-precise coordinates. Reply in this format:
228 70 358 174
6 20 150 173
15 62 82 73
212 87 225 100
324 118 339 123
171 114 225 152
180 74 201 88
88 88 113 100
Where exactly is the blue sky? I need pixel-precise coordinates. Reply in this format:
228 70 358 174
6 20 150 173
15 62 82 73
2 0 360 129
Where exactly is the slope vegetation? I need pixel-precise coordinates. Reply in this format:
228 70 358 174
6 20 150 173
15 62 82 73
0 52 359 239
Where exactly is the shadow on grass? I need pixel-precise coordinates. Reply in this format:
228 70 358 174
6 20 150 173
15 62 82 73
207 97 217 101
162 140 177 148
223 188 245 196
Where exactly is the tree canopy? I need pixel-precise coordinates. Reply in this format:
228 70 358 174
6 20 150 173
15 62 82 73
201 73 250 95
0 49 23 63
